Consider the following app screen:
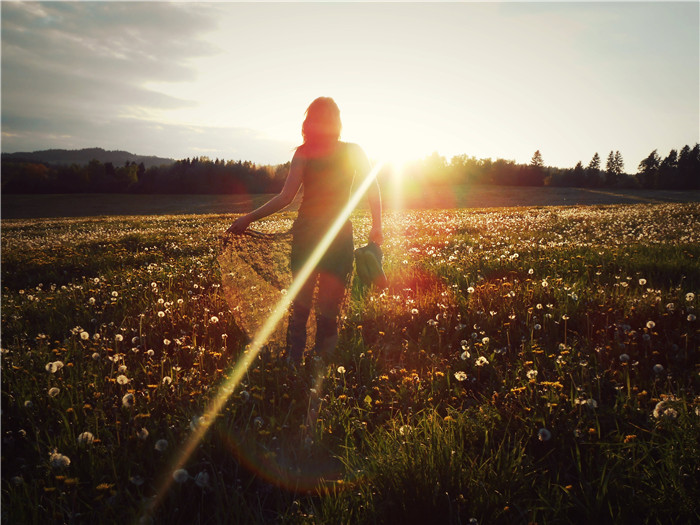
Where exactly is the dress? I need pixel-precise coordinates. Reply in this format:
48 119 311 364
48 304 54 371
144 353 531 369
290 142 359 281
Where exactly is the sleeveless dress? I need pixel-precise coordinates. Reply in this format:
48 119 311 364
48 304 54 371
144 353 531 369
290 142 358 281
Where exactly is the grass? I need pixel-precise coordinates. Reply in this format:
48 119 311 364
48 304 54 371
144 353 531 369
1 202 699 524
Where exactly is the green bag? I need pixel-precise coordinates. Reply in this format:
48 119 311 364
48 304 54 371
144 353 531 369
354 242 387 288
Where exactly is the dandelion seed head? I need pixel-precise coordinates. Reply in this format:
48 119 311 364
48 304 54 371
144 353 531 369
172 469 189 484
77 431 95 445
137 427 149 440
122 392 135 408
653 364 664 374
155 439 168 452
194 471 210 488
49 450 71 469
537 428 552 442
619 353 630 363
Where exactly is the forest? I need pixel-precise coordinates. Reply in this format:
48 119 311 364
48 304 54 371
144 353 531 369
2 144 698 194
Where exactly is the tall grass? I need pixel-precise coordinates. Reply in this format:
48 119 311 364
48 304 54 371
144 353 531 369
2 203 699 524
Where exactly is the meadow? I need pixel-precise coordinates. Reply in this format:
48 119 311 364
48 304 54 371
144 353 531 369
1 202 699 524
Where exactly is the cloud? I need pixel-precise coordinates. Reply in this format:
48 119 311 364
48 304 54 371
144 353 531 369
1 2 221 155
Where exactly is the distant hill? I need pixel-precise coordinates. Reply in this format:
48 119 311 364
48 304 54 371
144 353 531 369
1 148 175 169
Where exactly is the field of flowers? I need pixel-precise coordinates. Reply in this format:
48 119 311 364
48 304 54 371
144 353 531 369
2 203 699 524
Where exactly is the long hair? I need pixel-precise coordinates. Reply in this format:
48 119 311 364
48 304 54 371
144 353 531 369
301 97 342 146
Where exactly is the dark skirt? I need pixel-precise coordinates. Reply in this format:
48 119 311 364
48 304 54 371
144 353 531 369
290 219 354 282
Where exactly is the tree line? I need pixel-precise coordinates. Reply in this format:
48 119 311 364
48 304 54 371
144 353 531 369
2 144 698 194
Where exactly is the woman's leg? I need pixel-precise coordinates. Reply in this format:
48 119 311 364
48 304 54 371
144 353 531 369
285 271 317 364
312 271 347 359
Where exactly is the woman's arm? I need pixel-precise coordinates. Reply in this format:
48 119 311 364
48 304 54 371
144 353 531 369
226 154 303 234
354 144 383 245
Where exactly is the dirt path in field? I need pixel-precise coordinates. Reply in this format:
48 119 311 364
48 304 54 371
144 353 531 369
2 187 699 219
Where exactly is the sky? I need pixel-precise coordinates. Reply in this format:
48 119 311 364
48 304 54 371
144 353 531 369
1 1 698 170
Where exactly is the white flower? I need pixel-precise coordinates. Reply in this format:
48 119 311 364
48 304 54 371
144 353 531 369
537 428 552 442
163 339 171 346
666 302 675 311
398 425 412 436
638 278 647 286
411 308 419 315
526 370 538 381
172 469 189 484
158 311 165 318
155 439 169 452
80 331 90 340
533 324 541 331
454 371 467 382
475 356 489 367
467 287 474 294
646 320 655 330
653 400 678 420
48 387 60 398
49 450 71 469
137 427 149 440
688 314 697 322
337 366 346 375
209 316 219 324
116 374 129 385
122 393 135 408
45 361 64 374
92 352 100 360
77 431 95 445
88 297 96 305
686 292 695 302
162 376 172 385
460 350 470 360
115 334 123 342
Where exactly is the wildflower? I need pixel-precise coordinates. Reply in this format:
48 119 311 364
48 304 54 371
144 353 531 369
533 323 541 330
115 334 123 342
122 393 135 408
666 303 675 311
240 390 250 402
686 292 695 302
163 339 171 346
585 398 598 409
77 431 95 445
155 439 168 452
528 268 534 275
45 361 64 373
158 311 165 318
194 471 210 489
454 371 467 382
24 400 33 408
653 400 678 420
49 451 71 469
118 364 127 373
646 320 655 330
526 370 538 381
92 352 100 360
137 427 149 440
80 331 90 341
638 278 647 286
460 350 470 360
537 428 552 442
146 349 155 357
481 337 490 345
111 291 118 298
48 387 60 398
653 364 664 374
466 286 475 294
116 375 129 385
172 469 189 484
399 425 412 436
411 308 419 315
541 279 548 288
688 314 697 322
475 356 489 367
209 316 219 324
619 353 630 363
162 376 172 385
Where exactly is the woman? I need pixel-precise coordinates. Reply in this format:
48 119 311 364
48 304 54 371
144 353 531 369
227 97 383 364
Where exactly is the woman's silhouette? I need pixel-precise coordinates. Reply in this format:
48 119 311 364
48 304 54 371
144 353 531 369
227 97 383 364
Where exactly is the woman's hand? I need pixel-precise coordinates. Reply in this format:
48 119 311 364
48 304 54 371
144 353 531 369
226 215 252 235
369 225 383 246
